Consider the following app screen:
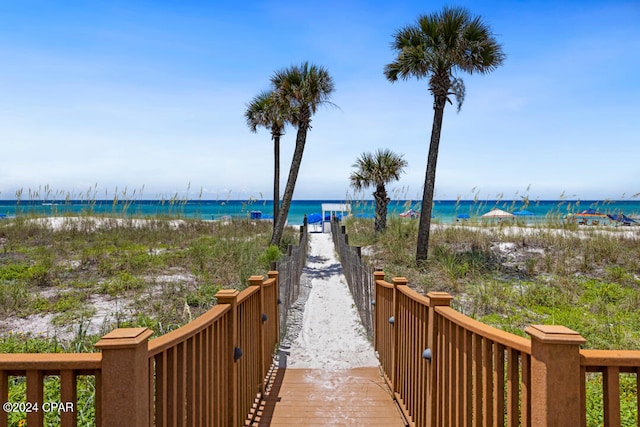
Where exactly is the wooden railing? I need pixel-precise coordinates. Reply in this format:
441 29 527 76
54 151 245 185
0 353 102 426
331 218 374 340
374 271 640 427
0 272 280 427
273 221 308 339
580 350 640 427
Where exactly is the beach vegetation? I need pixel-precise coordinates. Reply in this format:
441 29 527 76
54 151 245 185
0 214 299 427
384 6 505 265
0 216 296 346
349 148 408 233
346 216 640 350
268 61 336 246
258 245 283 270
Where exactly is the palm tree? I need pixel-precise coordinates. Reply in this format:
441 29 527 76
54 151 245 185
350 149 407 233
244 90 290 228
384 6 504 264
269 62 336 246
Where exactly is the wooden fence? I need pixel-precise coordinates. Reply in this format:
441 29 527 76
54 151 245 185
374 271 640 427
272 221 308 340
0 272 280 427
330 218 374 341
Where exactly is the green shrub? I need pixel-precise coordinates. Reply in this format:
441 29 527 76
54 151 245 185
258 245 282 270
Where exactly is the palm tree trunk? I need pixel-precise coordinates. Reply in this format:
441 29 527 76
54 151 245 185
416 96 446 264
374 185 390 233
270 123 308 246
273 134 280 233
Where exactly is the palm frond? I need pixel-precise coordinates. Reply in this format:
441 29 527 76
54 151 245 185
384 6 504 111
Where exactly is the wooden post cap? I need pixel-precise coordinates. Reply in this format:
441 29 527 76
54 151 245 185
248 275 264 286
392 277 408 286
95 328 153 349
526 325 586 345
215 289 239 303
427 292 453 306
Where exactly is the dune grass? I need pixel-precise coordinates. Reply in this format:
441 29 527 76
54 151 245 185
0 215 296 351
346 215 640 349
0 213 298 426
347 216 640 425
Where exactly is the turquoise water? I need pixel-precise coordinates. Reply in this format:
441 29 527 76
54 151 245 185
1 199 639 225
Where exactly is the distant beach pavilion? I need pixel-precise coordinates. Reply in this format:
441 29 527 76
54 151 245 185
321 203 351 233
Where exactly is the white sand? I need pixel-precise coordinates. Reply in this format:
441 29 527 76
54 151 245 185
28 216 186 231
282 233 378 369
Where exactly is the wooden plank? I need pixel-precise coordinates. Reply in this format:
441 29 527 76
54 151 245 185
603 366 621 427
60 370 77 427
251 368 405 426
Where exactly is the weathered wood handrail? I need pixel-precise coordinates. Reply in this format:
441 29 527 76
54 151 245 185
374 270 640 427
274 222 308 340
332 218 374 340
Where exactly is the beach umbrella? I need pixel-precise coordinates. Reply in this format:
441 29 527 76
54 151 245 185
457 213 470 219
399 209 420 218
576 209 606 217
481 209 514 219
513 210 535 216
307 213 322 224
607 213 637 224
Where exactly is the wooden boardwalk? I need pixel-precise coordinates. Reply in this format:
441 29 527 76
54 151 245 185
251 367 407 426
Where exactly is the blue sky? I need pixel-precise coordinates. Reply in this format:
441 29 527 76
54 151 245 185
1 0 638 201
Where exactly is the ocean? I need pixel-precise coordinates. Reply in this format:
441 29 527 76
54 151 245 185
1 199 640 226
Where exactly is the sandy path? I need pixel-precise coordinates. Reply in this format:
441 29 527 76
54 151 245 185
281 233 378 369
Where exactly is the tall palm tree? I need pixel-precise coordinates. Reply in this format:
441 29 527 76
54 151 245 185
269 62 335 246
384 6 505 264
350 149 407 233
244 90 290 228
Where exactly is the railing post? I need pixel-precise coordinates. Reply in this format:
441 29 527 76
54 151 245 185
268 270 280 345
249 275 266 392
94 327 154 427
373 270 385 353
426 292 453 427
391 277 408 388
216 289 240 427
341 225 348 245
525 325 586 426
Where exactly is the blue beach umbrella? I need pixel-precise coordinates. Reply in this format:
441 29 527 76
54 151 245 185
307 213 322 224
607 213 637 224
513 210 535 216
457 213 470 219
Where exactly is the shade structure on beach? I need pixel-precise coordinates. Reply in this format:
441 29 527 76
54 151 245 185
575 209 606 217
399 209 420 218
481 209 514 219
513 210 535 216
607 213 637 224
306 213 323 224
456 213 470 219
